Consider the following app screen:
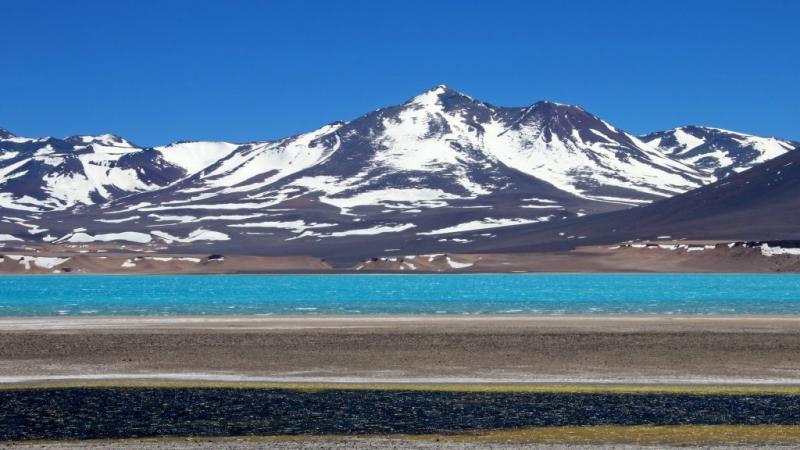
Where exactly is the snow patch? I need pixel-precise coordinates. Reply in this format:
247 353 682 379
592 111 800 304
326 223 415 237
151 228 230 243
65 232 152 244
30 256 70 269
228 220 336 234
157 141 238 175
446 256 473 269
761 244 800 257
95 215 140 224
419 217 552 235
320 188 462 215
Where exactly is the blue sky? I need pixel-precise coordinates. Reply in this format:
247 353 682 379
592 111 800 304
1 0 798 146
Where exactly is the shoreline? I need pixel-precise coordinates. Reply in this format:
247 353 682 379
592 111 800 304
2 315 800 387
3 312 800 320
2 271 800 275
6 426 800 449
1 243 799 274
5 374 800 387
4 313 800 330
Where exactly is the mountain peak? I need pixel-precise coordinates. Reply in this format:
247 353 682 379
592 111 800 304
405 85 480 112
64 133 135 147
0 127 14 139
654 125 774 142
531 100 584 112
642 125 797 180
429 84 451 93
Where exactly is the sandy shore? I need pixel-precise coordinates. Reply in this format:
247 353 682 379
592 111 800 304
2 315 800 385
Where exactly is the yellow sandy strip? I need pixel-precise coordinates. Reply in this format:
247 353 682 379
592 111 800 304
6 426 800 446
3 380 800 395
448 425 800 445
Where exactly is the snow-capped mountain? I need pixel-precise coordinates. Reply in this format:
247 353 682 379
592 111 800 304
128 85 708 216
0 85 795 260
477 146 800 253
642 126 797 179
0 133 185 211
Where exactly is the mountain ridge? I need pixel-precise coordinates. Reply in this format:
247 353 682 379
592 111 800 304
0 85 796 259
468 147 800 255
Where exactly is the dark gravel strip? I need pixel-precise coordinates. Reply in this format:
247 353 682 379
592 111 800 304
2 388 800 441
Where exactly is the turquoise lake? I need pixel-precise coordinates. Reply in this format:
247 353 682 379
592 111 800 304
1 274 800 316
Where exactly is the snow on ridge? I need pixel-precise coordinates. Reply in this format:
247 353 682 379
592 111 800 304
319 188 465 215
151 228 230 243
0 159 29 183
481 117 703 201
408 86 447 106
326 223 415 237
581 195 653 206
645 126 796 178
150 214 198 224
733 135 795 165
203 123 343 194
139 199 287 212
148 213 265 224
228 220 336 234
689 126 751 137
289 223 416 240
67 134 138 154
157 141 239 175
77 154 160 197
0 137 168 211
94 215 141 224
365 90 495 199
73 134 133 145
672 128 706 154
376 104 470 172
2 136 42 144
64 231 152 244
419 217 553 236
523 197 558 204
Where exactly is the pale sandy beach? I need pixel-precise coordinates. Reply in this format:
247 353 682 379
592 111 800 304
2 315 800 385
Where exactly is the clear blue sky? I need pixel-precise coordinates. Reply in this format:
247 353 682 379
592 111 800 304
1 0 798 146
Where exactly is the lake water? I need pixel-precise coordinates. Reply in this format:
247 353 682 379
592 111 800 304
0 274 799 316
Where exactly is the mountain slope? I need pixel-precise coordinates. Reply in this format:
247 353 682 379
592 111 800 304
60 85 711 253
472 147 800 253
642 126 797 179
136 86 708 213
0 133 256 212
0 134 183 211
0 85 796 260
